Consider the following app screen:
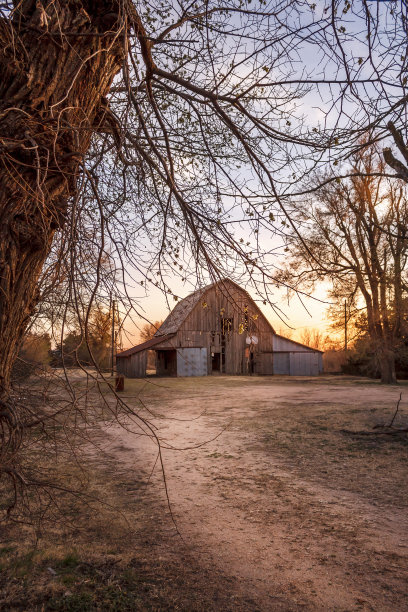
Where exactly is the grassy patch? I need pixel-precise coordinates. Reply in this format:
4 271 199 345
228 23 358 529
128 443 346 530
239 398 408 507
0 435 260 612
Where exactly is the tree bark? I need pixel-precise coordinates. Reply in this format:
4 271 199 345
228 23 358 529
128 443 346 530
383 122 408 183
379 346 397 385
0 1 126 479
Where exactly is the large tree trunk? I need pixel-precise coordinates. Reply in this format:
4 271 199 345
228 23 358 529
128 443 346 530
0 1 126 481
379 346 397 385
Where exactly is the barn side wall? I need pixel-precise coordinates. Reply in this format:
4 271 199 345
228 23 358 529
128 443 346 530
117 350 147 378
272 335 323 376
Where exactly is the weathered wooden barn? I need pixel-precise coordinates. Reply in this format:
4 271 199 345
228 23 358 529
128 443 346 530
116 279 323 377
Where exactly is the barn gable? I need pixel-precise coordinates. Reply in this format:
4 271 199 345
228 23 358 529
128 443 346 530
156 278 274 339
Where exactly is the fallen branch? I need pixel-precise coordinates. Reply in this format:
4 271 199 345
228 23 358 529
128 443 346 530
340 427 408 436
387 392 403 428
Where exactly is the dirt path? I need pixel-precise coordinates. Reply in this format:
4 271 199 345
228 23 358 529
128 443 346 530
103 378 408 611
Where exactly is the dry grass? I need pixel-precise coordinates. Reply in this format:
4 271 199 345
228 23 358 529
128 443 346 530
0 415 257 611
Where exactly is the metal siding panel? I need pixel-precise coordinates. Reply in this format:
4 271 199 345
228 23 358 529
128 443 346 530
177 348 208 376
273 352 290 374
289 352 319 376
289 352 297 375
312 353 319 375
313 353 320 375
290 352 302 375
273 335 315 352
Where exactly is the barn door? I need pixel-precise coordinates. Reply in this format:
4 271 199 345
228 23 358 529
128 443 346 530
273 353 290 375
177 348 208 377
255 353 273 375
289 352 319 376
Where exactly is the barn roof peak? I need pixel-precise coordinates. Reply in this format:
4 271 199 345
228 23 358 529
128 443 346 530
155 278 274 337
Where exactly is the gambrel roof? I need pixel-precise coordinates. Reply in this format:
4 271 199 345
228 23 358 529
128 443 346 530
154 278 275 336
154 285 207 336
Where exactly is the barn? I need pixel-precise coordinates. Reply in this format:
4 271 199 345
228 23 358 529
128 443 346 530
116 279 323 378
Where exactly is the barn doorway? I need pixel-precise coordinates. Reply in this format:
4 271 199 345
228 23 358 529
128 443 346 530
211 351 221 373
156 349 177 376
249 351 255 375
221 317 233 373
146 350 156 375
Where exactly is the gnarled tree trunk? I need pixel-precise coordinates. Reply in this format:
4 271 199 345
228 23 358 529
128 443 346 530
0 1 126 483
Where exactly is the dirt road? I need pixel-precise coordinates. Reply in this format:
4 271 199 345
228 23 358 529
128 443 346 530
104 376 408 611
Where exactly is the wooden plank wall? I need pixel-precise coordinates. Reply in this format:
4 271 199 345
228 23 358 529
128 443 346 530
167 283 274 375
255 352 274 375
117 350 147 378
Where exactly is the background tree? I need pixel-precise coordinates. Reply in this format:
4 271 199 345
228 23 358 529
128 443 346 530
53 307 114 369
18 333 51 367
12 332 51 381
338 306 408 379
139 321 164 343
279 144 408 384
299 328 328 351
136 320 163 369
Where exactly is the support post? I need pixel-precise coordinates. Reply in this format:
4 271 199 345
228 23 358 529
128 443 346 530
111 299 116 377
344 300 348 352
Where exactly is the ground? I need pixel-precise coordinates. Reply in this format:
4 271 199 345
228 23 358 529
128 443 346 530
1 375 408 610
